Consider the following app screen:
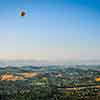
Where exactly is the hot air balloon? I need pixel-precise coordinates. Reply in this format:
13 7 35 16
19 11 26 16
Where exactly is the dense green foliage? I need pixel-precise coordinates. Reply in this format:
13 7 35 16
0 65 100 100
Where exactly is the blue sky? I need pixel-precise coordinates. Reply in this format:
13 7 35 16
0 0 100 61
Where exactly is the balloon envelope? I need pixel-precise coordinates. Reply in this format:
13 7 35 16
19 11 26 16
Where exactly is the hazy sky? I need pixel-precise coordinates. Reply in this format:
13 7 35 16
0 0 100 61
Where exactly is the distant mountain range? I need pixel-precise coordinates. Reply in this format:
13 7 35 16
0 59 99 67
